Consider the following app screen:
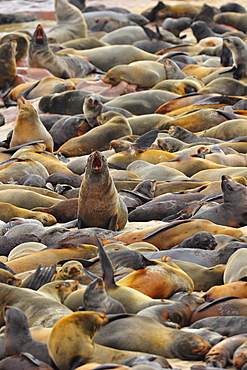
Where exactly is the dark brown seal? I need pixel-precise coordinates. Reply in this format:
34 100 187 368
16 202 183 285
78 151 128 231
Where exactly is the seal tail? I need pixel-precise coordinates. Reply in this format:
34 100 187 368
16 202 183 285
95 234 117 289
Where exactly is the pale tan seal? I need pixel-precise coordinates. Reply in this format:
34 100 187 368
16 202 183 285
9 97 54 152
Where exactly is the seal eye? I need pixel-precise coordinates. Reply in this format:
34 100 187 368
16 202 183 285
227 184 233 191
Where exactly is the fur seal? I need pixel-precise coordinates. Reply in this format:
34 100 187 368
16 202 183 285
190 316 247 337
0 188 61 210
0 202 56 226
5 244 98 274
60 44 158 72
33 198 78 223
0 268 21 286
233 340 247 369
0 353 54 369
29 25 97 79
83 93 132 128
37 279 80 304
0 283 73 327
172 232 217 250
205 334 247 368
78 151 128 231
47 0 87 43
102 60 168 88
94 313 211 361
47 311 170 370
190 298 247 324
110 219 244 250
191 175 247 227
115 252 194 299
5 76 76 105
82 273 126 314
3 306 51 365
214 12 247 33
56 112 132 157
223 36 247 80
0 41 17 97
137 293 204 327
203 281 247 302
9 97 54 152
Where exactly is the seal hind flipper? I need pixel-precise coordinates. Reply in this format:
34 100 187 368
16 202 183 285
109 249 156 270
82 268 99 281
27 264 56 290
131 128 159 153
95 235 117 289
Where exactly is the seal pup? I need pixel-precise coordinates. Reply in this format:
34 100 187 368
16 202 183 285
47 311 170 370
3 306 51 365
78 151 128 231
9 97 54 152
82 270 126 314
83 93 132 128
191 175 247 227
47 0 87 43
29 25 97 79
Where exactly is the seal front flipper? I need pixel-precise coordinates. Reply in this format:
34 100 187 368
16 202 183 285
219 65 236 75
60 70 72 79
107 214 118 231
131 128 159 153
143 219 192 240
109 249 156 270
78 216 87 229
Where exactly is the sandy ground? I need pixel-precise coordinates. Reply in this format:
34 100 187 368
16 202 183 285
0 0 246 369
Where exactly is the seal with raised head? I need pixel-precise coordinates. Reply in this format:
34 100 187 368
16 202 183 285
9 97 54 152
78 151 128 231
222 36 247 80
29 24 97 79
191 175 247 227
47 0 87 43
47 311 171 370
3 306 51 365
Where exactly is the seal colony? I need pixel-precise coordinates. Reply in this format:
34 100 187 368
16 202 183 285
2 0 247 369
